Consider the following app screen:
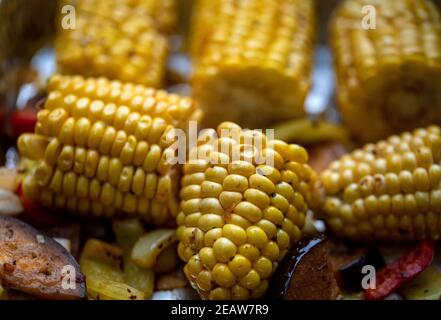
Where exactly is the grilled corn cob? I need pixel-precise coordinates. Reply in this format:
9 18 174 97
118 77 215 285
330 0 441 143
18 75 201 226
177 122 317 299
55 0 176 87
191 0 316 129
318 126 441 242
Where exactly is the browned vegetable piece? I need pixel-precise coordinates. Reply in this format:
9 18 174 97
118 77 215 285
267 235 340 300
0 215 86 300
308 142 349 173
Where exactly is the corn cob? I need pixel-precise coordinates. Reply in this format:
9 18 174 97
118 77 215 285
190 0 316 129
330 0 441 143
18 75 201 226
176 122 317 300
318 126 441 242
55 0 176 88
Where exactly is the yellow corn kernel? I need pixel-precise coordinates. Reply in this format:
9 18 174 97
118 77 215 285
319 126 441 242
191 0 315 128
55 0 175 87
177 122 317 300
330 0 441 142
18 75 200 226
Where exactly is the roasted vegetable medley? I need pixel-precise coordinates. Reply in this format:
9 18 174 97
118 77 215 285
1 0 441 301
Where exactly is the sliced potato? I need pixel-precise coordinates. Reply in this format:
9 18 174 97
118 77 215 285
80 259 125 283
0 215 86 300
113 219 155 297
124 259 155 298
80 239 123 269
400 267 441 300
86 276 145 300
131 229 177 268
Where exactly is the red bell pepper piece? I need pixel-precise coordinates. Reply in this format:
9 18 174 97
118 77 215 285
15 181 61 227
10 108 38 139
364 240 435 300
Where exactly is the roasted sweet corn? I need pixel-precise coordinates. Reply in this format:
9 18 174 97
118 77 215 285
191 0 316 128
331 0 441 142
176 122 317 300
55 0 176 87
18 75 201 226
318 126 441 242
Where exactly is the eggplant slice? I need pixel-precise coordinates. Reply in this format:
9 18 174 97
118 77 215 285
0 215 86 300
267 235 340 300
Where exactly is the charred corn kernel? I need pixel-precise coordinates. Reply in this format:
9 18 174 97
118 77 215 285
18 75 200 226
55 0 176 87
177 122 316 300
330 0 441 142
191 0 315 128
319 126 441 242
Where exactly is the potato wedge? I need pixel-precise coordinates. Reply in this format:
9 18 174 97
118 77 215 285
124 259 155 298
0 216 86 300
400 267 441 300
80 259 126 283
86 276 145 300
80 239 123 270
131 229 177 268
113 220 155 298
